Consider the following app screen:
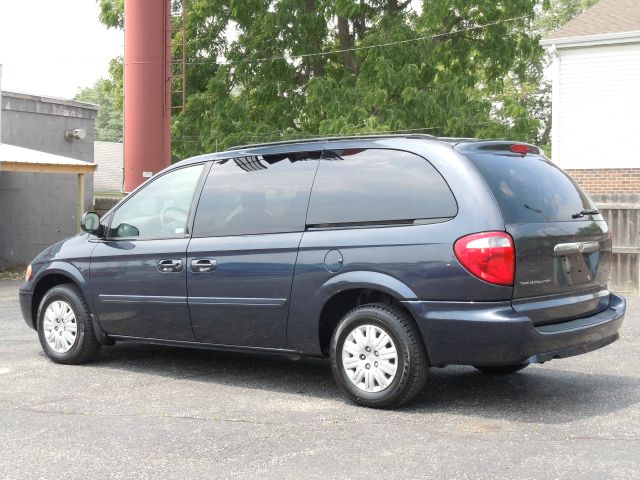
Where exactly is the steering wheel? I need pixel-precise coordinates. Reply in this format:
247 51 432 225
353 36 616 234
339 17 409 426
160 206 189 233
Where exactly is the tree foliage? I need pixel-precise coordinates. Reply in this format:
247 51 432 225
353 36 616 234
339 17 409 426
96 0 596 158
75 65 123 142
535 0 598 36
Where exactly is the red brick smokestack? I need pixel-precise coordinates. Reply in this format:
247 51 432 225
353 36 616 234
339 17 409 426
123 0 172 192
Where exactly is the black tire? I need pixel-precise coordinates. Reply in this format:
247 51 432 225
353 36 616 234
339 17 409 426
330 303 428 408
474 364 528 375
37 284 101 364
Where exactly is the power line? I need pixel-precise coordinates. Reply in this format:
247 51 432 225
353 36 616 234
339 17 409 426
22 12 535 68
186 13 536 66
90 10 554 144
24 0 592 70
178 0 596 67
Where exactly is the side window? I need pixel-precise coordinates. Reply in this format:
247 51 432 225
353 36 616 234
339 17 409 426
109 164 204 238
307 148 457 226
192 152 320 237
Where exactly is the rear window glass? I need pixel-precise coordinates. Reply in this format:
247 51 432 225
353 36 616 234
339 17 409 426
466 153 594 223
306 149 457 226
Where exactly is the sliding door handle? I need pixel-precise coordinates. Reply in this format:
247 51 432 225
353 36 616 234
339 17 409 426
158 259 183 273
191 258 217 273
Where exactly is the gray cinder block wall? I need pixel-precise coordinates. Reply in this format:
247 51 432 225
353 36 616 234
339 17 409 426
0 91 98 266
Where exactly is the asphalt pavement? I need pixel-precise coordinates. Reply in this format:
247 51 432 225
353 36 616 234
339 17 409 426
1 279 638 479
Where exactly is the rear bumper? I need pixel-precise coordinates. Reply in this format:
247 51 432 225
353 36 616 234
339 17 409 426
403 293 625 367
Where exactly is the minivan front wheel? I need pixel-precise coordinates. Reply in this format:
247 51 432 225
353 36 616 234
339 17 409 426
37 284 101 364
330 304 428 408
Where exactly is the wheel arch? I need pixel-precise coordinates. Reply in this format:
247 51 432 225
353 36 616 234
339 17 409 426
316 271 420 356
31 271 81 329
30 265 113 346
30 261 90 321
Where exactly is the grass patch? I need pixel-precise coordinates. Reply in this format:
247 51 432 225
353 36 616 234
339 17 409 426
94 191 126 199
0 265 26 281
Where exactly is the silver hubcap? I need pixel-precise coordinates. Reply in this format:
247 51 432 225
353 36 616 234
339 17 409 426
43 300 77 354
341 324 398 393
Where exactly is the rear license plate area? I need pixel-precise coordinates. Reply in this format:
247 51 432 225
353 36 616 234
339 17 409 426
555 254 592 286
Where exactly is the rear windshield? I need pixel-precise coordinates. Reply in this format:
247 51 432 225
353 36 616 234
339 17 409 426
466 153 595 223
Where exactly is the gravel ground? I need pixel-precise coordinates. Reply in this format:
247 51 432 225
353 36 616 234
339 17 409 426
1 279 638 479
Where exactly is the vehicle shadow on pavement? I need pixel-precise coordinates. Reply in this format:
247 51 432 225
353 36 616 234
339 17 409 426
409 365 640 424
91 342 640 423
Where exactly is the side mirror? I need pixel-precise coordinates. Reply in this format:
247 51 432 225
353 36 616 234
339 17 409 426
81 212 103 236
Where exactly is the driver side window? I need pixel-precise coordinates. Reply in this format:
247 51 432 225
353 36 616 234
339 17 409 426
109 164 204 238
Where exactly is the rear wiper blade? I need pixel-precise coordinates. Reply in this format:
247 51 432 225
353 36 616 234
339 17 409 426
572 208 599 218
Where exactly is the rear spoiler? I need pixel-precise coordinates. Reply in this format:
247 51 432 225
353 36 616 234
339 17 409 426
453 141 541 155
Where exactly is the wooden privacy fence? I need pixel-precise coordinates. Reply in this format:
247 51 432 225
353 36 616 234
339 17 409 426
595 194 640 294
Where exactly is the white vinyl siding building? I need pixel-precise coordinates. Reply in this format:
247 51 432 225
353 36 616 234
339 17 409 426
541 0 640 195
546 39 640 170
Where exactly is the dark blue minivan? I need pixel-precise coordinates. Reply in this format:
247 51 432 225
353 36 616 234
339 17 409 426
18 135 626 408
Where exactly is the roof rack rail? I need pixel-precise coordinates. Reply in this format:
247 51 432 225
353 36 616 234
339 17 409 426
226 133 438 151
437 137 480 143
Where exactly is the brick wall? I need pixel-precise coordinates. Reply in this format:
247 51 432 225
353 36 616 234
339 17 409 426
565 168 640 195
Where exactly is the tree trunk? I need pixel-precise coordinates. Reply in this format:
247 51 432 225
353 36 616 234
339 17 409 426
338 16 357 74
539 114 552 147
356 0 366 40
303 0 325 77
387 0 410 15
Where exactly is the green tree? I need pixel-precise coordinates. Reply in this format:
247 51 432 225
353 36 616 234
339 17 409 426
536 0 598 36
75 65 123 143
97 0 595 158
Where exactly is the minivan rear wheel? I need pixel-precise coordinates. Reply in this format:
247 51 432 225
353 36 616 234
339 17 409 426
330 304 428 408
37 284 101 364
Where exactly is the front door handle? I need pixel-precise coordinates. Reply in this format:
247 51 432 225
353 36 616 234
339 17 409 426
191 258 217 273
158 259 183 273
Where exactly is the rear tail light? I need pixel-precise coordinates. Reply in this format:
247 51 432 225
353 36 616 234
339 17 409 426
454 232 515 286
